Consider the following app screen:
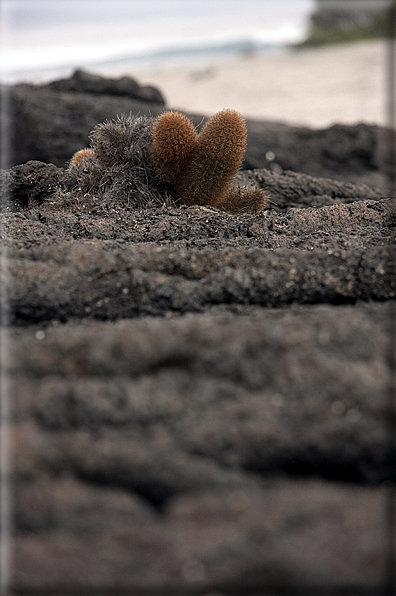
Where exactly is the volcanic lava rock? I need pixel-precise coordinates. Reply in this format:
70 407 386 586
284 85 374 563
1 98 395 593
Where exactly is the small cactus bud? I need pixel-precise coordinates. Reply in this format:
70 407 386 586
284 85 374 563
69 148 95 168
220 185 269 214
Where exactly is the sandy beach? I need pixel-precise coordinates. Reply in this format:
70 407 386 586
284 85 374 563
134 40 387 129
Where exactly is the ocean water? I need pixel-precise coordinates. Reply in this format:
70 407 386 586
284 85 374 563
0 0 314 83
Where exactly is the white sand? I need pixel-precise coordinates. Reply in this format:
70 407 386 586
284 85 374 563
137 40 388 129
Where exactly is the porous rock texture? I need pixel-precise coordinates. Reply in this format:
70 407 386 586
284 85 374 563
1 72 396 595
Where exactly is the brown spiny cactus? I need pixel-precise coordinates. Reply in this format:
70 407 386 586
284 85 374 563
171 109 247 207
150 108 268 212
150 111 198 184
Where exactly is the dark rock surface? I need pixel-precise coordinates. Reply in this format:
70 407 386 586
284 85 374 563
0 159 385 212
0 160 66 209
44 68 166 105
9 302 393 485
3 237 395 324
1 77 395 593
8 302 396 592
4 76 165 168
243 118 390 188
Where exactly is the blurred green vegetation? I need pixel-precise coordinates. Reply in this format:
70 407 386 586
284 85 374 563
296 0 396 47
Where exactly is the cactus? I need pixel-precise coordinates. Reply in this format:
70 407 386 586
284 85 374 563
220 184 269 214
65 110 268 213
69 148 95 167
172 109 247 207
90 114 153 169
150 111 198 184
66 114 167 208
150 108 268 211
